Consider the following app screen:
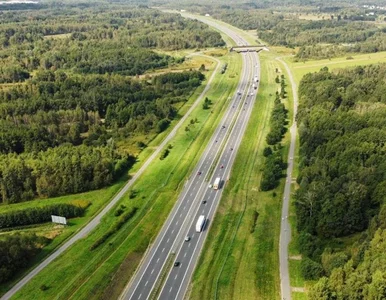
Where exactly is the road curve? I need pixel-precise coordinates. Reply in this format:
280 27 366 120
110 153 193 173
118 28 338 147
277 56 299 300
1 53 222 300
120 14 260 300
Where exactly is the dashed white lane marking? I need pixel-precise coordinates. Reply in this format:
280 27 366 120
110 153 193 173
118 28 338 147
151 269 154 274
171 229 174 234
176 221 179 225
157 258 160 263
145 281 148 286
167 238 170 243
184 252 187 257
175 274 178 280
162 248 165 252
139 293 142 299
169 287 173 293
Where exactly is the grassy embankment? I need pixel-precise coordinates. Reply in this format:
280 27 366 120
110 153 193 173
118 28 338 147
284 50 386 83
8 49 242 299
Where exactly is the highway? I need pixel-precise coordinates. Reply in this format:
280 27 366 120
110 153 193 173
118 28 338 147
278 57 299 300
0 45 223 300
121 16 260 300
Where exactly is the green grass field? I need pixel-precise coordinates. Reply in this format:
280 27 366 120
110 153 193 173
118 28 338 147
7 50 243 299
285 50 386 83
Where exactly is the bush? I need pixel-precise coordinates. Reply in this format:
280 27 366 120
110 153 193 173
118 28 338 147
0 234 49 283
263 147 273 157
301 257 324 280
90 207 138 250
0 204 86 229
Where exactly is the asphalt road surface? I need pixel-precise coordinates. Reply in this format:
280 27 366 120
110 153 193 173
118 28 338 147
121 16 260 300
278 56 299 300
0 46 223 300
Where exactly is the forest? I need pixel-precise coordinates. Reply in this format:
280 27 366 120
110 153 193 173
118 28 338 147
0 234 49 284
295 64 386 297
0 3 223 204
205 8 386 60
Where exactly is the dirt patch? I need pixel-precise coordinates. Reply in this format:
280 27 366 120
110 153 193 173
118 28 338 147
289 255 302 260
100 251 143 300
42 229 63 240
291 287 305 292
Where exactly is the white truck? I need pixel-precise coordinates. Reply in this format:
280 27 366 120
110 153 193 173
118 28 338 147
196 215 206 233
213 177 221 190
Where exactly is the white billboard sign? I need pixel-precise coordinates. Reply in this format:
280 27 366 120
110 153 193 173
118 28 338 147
51 215 67 225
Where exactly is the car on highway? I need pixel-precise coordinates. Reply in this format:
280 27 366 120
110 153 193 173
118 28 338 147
222 125 226 129
230 147 233 151
185 236 190 242
197 171 202 175
174 261 180 267
220 165 224 169
202 200 207 204
208 184 213 188
237 91 241 95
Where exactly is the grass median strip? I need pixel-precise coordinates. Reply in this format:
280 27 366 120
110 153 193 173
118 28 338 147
149 253 176 300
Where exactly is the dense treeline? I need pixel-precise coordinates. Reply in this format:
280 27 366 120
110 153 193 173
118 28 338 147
0 1 216 204
296 65 386 295
0 70 204 155
0 6 224 81
259 19 386 59
266 92 288 145
260 76 287 191
0 234 49 283
0 203 86 229
0 144 133 203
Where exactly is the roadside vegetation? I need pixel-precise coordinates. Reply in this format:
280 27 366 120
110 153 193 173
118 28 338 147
0 1 227 291
5 46 242 299
190 46 293 299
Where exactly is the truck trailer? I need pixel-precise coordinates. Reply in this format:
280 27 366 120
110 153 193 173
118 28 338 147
213 177 221 190
196 215 206 232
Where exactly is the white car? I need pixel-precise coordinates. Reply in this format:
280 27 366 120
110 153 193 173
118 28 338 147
209 184 213 188
185 236 190 242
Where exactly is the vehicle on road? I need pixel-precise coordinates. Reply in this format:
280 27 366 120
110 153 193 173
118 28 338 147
220 165 224 169
174 261 180 267
222 125 226 129
185 236 190 242
196 215 206 233
197 171 202 175
213 177 221 190
208 184 213 188
253 83 257 89
230 148 233 151
202 200 207 204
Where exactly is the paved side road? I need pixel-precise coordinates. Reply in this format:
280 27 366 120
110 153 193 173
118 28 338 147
1 56 222 300
277 56 299 300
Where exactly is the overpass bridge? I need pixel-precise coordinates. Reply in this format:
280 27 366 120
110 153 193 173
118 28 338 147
230 45 267 53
